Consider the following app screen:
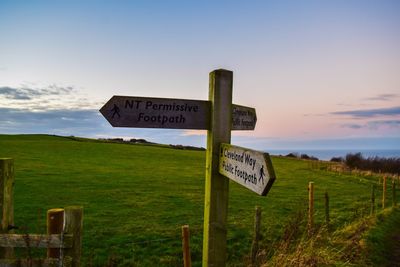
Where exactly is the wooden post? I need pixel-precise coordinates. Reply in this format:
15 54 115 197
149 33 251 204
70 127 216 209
324 191 329 227
382 176 387 209
0 158 14 259
308 182 314 232
392 180 396 207
64 206 83 267
371 184 375 215
47 208 64 258
182 225 191 267
251 206 261 266
203 69 233 267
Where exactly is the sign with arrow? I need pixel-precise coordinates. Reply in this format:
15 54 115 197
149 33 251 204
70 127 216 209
231 104 257 130
219 143 276 196
100 96 257 130
100 96 211 130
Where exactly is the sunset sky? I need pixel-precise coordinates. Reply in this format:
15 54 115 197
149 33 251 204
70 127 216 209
1 1 399 150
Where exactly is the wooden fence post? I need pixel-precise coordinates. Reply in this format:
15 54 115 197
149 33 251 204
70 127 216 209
324 191 329 227
308 182 314 232
251 206 261 266
182 225 191 267
64 206 83 267
202 69 232 267
392 180 396 207
0 158 14 259
371 184 375 215
382 176 387 209
47 208 64 258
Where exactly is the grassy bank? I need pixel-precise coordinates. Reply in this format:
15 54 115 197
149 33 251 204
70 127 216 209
363 207 400 266
0 134 392 266
258 207 400 267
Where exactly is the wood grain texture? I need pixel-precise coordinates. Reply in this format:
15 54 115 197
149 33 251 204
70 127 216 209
202 69 232 267
0 158 14 259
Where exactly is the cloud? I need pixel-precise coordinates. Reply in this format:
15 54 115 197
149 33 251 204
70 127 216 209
367 120 400 129
0 84 100 111
341 123 363 129
364 94 399 102
0 107 100 130
0 85 74 100
340 120 400 130
0 87 36 100
181 130 206 136
331 106 400 118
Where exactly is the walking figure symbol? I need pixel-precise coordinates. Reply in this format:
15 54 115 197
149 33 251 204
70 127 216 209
259 165 265 185
111 104 120 119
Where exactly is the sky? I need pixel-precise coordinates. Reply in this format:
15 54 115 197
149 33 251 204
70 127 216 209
0 0 399 150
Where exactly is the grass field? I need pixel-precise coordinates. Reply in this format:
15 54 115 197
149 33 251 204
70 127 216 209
0 134 390 266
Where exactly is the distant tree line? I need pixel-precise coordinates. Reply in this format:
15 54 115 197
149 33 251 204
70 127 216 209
331 153 400 175
97 137 205 151
285 153 319 161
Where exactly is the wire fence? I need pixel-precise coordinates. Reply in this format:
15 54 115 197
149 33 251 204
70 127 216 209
11 161 399 266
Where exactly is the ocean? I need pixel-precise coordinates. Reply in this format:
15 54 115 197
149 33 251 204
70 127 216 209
266 149 400 161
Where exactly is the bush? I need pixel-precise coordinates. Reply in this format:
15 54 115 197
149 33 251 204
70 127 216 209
300 154 319 161
344 153 400 175
300 154 310 159
345 153 363 169
330 157 344 163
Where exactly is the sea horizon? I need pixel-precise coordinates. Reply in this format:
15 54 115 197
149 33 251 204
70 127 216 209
266 149 400 161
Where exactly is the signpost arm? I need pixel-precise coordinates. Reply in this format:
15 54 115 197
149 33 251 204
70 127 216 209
203 69 233 267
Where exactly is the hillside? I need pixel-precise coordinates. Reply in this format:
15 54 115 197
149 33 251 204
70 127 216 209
0 134 394 266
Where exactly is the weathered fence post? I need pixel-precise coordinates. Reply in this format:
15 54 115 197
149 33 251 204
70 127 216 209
0 158 14 259
382 176 387 209
251 206 261 266
308 182 314 232
182 225 191 267
371 184 375 215
392 180 396 207
47 208 64 258
64 206 83 267
324 191 329 227
203 69 232 267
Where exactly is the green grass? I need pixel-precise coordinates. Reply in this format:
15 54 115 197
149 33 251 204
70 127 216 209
0 134 391 266
363 207 400 266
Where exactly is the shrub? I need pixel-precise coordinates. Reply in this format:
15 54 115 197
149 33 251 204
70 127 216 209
330 157 344 163
345 153 363 169
301 154 310 160
344 153 400 175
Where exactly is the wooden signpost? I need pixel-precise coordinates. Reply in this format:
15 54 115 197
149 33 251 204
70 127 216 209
219 144 275 196
100 69 275 267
